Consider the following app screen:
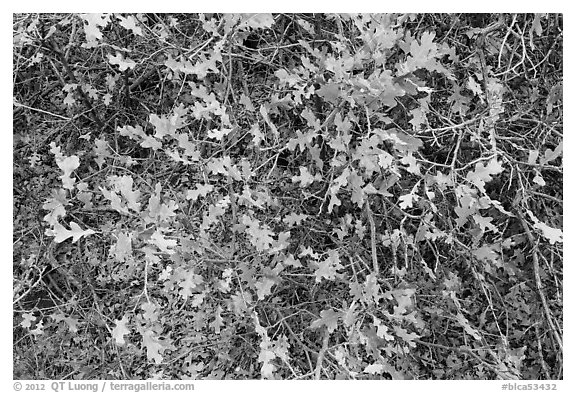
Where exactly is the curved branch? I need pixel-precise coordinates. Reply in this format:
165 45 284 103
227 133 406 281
512 207 563 355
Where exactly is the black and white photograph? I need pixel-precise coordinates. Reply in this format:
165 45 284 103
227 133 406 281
12 11 564 384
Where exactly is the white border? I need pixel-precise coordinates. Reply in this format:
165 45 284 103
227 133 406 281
5 5 572 391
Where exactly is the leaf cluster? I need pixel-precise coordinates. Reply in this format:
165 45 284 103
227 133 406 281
13 13 562 380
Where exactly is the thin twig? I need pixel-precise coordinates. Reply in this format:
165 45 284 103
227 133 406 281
13 266 47 305
526 33 562 78
512 206 563 355
497 14 517 69
535 324 552 380
494 24 527 77
13 101 71 121
276 310 316 374
364 201 379 276
527 190 563 205
314 328 330 380
43 39 104 129
420 115 482 134
415 339 516 379
450 130 463 169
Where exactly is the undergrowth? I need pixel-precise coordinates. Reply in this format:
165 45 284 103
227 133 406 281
13 13 563 380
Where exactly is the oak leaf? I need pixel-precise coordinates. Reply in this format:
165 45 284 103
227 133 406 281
314 250 344 282
56 155 80 190
117 15 143 36
239 13 275 30
141 328 168 364
310 309 341 333
211 306 224 334
108 52 137 71
50 221 95 243
111 315 130 345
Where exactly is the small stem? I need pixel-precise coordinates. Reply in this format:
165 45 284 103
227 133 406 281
43 39 104 130
13 101 71 121
512 206 563 355
364 200 379 276
314 329 330 380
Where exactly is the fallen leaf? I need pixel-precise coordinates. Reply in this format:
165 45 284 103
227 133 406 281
112 315 130 345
